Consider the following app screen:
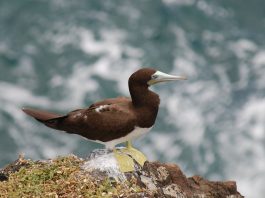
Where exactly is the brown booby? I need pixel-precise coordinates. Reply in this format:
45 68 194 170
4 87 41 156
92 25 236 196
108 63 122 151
22 68 186 170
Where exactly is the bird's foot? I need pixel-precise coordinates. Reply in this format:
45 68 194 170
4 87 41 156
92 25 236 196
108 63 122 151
113 141 147 172
121 142 147 167
113 148 135 172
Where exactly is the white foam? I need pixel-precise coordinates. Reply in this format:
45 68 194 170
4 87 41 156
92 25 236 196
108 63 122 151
0 81 79 161
162 0 195 6
253 50 265 66
0 82 50 106
229 39 257 58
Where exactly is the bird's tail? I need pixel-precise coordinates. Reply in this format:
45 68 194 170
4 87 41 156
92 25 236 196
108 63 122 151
22 108 67 130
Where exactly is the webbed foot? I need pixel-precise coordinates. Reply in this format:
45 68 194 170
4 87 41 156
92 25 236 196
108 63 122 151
113 141 147 172
113 147 135 172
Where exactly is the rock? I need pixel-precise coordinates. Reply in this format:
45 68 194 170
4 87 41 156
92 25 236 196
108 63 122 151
140 175 157 192
138 162 243 198
162 184 186 198
0 152 243 198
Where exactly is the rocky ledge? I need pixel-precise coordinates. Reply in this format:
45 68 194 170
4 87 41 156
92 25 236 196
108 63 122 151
0 153 243 198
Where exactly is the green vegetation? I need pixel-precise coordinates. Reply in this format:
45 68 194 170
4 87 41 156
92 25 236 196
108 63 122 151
0 155 145 198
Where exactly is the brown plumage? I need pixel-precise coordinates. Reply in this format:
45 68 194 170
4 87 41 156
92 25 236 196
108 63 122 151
23 68 186 148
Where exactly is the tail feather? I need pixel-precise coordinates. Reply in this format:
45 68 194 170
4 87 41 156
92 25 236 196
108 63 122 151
22 108 62 121
22 107 69 131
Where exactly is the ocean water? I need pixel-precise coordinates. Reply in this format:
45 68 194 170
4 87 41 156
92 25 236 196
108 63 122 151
0 0 265 197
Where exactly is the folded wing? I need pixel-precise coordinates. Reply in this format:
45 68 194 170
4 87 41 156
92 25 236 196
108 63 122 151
22 97 137 142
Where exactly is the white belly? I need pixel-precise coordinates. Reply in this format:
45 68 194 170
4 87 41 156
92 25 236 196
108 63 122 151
94 126 153 149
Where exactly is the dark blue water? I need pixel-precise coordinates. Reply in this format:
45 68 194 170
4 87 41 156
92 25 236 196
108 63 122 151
1 1 265 197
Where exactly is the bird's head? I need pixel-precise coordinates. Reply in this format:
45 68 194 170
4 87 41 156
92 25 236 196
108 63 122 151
129 68 187 87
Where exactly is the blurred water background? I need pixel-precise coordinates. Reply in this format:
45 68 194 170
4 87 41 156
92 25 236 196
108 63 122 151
0 0 265 197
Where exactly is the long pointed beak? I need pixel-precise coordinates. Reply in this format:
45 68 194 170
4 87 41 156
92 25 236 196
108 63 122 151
148 71 187 85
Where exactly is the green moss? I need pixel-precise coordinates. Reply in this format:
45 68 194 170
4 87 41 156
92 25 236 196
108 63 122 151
0 155 147 198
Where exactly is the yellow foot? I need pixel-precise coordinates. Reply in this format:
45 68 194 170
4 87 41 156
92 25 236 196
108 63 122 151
113 148 135 172
113 141 147 173
121 146 147 167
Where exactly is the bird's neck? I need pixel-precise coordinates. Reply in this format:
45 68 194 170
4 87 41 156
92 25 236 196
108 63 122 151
129 83 160 111
129 83 160 127
129 81 160 128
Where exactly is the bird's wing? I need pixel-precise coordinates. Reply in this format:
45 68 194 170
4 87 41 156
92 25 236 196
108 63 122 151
23 97 137 142
59 100 137 142
88 96 131 108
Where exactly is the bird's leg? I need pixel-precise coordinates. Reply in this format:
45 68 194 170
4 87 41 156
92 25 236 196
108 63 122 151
126 141 133 149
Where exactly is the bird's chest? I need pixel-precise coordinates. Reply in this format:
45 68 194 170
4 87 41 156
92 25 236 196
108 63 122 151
136 107 158 128
129 126 153 139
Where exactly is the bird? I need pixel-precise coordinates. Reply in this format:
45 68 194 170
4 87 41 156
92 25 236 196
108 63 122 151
22 68 186 170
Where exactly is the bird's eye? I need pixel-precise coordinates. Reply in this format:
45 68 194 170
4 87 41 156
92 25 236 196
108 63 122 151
152 74 158 79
